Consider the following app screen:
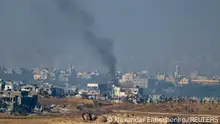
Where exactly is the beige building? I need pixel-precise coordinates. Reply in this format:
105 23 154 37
192 79 219 84
121 72 148 88
33 74 40 80
121 72 137 83
156 74 165 80
33 74 47 80
178 77 189 84
77 72 91 79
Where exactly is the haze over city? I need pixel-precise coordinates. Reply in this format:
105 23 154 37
1 1 220 123
0 0 219 75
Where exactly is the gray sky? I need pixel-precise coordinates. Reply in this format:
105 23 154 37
0 0 219 74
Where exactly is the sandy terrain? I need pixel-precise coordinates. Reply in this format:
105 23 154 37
131 102 220 115
2 102 220 124
0 118 86 124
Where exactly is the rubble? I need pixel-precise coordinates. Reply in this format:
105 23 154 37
96 116 108 123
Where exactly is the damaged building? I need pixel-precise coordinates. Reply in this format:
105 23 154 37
51 87 64 98
0 89 38 115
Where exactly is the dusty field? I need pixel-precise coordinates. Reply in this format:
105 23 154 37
0 116 111 124
0 118 87 124
131 102 220 115
2 102 220 124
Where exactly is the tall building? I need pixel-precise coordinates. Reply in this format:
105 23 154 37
175 64 180 78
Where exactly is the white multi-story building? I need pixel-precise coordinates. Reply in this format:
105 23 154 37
13 68 23 74
4 68 13 74
4 81 14 91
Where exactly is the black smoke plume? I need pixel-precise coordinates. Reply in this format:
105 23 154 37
55 0 117 76
83 30 116 77
0 0 117 75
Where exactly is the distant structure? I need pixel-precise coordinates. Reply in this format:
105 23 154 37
147 68 155 79
174 64 180 78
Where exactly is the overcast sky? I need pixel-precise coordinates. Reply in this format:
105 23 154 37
0 0 219 74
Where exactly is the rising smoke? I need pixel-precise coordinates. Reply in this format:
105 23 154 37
54 0 117 76
0 0 117 76
83 30 117 77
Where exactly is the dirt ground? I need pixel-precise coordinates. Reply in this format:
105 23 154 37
38 97 94 106
2 102 220 124
0 118 87 124
131 102 220 115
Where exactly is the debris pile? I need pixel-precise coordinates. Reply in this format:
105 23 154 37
51 105 72 114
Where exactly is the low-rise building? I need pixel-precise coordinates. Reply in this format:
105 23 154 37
86 83 100 96
169 76 176 83
77 72 91 79
59 75 68 81
4 81 14 91
156 74 165 81
121 72 137 83
112 83 138 98
34 74 41 80
191 79 219 84
178 77 189 84
13 68 22 74
4 68 13 74
132 77 148 88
